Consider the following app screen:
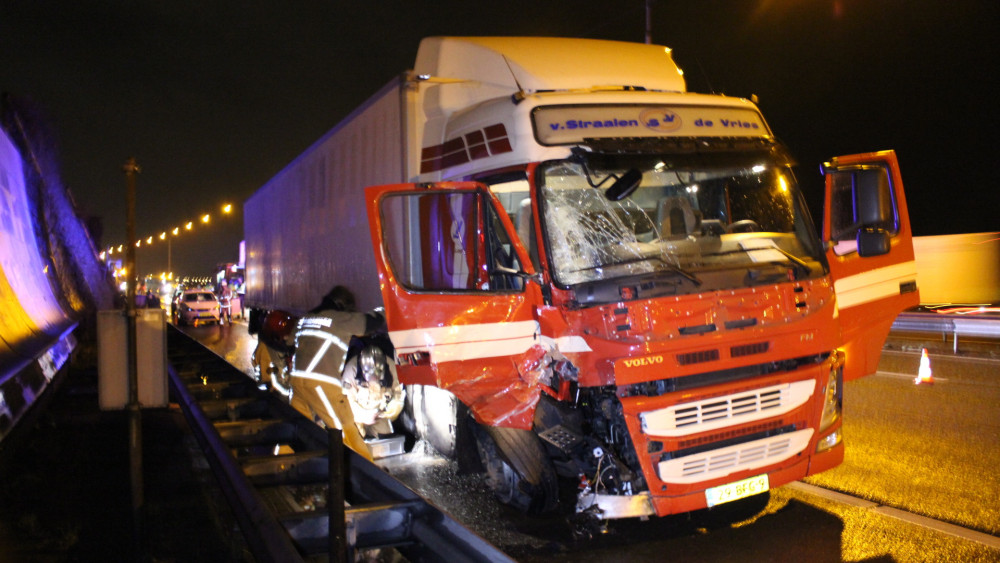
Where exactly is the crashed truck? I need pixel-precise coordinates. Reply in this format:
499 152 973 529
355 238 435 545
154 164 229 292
244 36 919 521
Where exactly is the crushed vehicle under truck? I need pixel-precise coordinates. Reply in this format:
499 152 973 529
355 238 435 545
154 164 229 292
244 36 919 525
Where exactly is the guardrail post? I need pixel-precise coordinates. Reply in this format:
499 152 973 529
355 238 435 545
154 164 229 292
329 428 348 563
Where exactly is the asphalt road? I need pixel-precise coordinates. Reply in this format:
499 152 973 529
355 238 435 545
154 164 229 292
183 321 1000 562
807 347 1000 534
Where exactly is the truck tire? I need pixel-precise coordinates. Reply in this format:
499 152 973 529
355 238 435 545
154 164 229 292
472 423 559 514
408 385 461 458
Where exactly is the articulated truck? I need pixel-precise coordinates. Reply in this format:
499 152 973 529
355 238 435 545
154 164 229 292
244 36 918 520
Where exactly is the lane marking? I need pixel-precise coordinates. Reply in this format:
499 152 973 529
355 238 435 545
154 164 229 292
876 370 948 383
786 481 1000 550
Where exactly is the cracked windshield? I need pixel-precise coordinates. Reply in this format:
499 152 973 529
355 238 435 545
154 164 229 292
538 154 825 294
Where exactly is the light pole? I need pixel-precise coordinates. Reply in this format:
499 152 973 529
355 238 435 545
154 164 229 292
645 0 652 44
122 157 144 559
157 231 173 277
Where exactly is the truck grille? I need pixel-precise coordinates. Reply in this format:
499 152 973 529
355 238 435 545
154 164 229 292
639 380 814 438
677 349 720 365
731 341 769 357
657 428 813 484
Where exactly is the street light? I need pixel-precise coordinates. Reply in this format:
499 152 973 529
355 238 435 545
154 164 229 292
113 201 239 279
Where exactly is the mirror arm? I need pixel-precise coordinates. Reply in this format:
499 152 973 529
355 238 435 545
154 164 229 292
491 266 544 285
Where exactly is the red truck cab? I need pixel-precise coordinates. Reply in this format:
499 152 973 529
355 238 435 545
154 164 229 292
365 147 916 519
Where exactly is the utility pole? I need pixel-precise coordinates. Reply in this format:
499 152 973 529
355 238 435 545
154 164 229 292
123 157 144 559
645 0 653 44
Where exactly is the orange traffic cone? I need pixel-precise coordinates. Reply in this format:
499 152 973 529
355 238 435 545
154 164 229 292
914 348 933 385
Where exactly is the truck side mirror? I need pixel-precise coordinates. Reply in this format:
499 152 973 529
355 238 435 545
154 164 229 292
854 167 894 230
825 162 899 255
857 228 890 257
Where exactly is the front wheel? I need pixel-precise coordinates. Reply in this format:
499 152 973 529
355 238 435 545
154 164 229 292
472 423 559 514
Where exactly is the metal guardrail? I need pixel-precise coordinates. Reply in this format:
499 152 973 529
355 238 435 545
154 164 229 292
166 328 514 562
891 312 1000 352
168 363 302 562
0 323 77 448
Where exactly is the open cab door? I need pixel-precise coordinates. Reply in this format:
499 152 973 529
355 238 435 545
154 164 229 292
823 150 919 380
365 182 547 429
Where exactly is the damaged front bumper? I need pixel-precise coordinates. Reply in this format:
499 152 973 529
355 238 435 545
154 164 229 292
576 491 655 519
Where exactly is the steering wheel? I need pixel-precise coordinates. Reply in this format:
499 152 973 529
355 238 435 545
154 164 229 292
726 219 761 233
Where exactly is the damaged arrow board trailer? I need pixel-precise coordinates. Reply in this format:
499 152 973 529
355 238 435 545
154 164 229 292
244 36 919 520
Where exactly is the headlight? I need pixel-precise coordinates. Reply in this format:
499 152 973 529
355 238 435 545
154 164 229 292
820 352 844 431
816 428 841 453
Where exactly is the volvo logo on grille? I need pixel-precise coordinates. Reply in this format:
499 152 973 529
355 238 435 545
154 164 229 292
623 355 665 368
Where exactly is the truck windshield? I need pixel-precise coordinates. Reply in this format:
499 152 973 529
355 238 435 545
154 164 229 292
537 150 825 294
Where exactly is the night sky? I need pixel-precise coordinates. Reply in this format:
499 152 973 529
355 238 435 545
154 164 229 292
1 1 996 277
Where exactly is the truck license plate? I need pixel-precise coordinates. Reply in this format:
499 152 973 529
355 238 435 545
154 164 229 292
705 474 769 507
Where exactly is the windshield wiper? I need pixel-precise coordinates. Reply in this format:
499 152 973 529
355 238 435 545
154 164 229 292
656 257 702 286
570 253 702 286
768 246 812 276
705 247 812 278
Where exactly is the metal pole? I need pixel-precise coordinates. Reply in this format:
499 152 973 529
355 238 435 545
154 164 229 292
645 0 652 44
123 157 144 559
328 428 348 563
